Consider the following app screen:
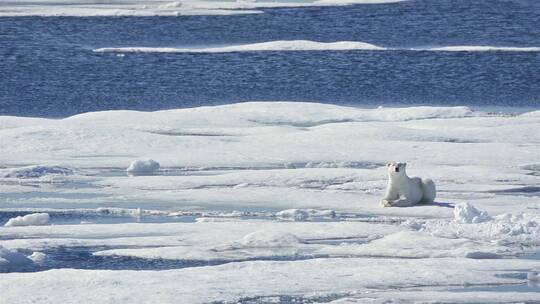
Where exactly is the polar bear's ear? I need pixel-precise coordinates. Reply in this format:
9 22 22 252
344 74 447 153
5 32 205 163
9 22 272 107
386 163 391 167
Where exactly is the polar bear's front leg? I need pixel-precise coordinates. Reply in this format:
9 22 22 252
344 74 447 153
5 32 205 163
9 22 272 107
380 199 392 207
385 197 414 207
381 185 398 207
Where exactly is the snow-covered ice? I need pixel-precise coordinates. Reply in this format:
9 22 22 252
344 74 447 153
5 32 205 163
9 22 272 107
424 45 540 52
93 40 540 54
94 40 386 53
0 102 538 303
1 258 539 303
0 0 406 17
0 165 73 179
4 213 50 227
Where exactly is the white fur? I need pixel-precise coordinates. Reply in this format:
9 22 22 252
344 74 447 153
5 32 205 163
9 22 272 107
380 162 436 207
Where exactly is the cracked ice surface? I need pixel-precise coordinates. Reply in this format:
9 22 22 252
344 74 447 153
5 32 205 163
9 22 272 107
0 102 539 303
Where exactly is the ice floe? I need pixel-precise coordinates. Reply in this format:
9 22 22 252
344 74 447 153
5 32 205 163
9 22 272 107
4 213 50 227
0 0 406 17
0 102 537 218
0 258 539 303
423 45 540 52
0 165 73 179
94 40 540 54
94 40 386 53
0 102 538 302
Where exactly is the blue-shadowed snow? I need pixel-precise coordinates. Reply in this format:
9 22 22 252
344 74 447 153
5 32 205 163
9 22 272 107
0 166 73 179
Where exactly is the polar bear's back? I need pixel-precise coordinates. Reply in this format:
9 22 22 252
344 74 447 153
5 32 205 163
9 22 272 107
420 178 436 203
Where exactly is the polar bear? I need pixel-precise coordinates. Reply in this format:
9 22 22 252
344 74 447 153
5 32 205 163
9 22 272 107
380 162 436 207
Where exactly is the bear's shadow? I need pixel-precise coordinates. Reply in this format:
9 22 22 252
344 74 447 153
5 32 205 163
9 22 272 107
428 201 454 208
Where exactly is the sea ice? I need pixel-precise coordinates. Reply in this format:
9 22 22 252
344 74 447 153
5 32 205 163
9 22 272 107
412 210 540 246
94 40 386 53
0 165 73 179
425 45 540 52
318 230 511 259
237 230 304 247
0 102 538 302
276 208 336 221
94 41 540 54
4 213 50 227
0 0 406 17
0 258 539 303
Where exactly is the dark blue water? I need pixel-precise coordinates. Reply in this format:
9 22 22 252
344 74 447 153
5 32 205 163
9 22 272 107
1 0 539 117
1 245 319 273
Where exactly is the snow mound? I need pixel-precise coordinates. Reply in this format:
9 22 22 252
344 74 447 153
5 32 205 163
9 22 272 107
4 213 50 227
454 202 491 224
276 209 336 221
126 159 160 175
277 209 310 221
94 40 385 54
0 165 73 179
0 246 33 270
412 211 540 246
238 230 304 247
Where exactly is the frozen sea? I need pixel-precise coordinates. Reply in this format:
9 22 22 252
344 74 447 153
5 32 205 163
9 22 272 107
1 0 540 303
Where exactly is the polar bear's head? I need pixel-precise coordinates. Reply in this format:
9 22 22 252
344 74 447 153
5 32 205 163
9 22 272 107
387 162 407 177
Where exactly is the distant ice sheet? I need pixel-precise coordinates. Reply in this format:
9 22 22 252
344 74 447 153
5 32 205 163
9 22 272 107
0 0 406 17
94 40 386 53
423 45 540 52
94 40 540 54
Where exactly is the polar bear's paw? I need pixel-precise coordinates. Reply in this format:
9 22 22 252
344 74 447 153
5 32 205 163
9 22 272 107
380 200 392 208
